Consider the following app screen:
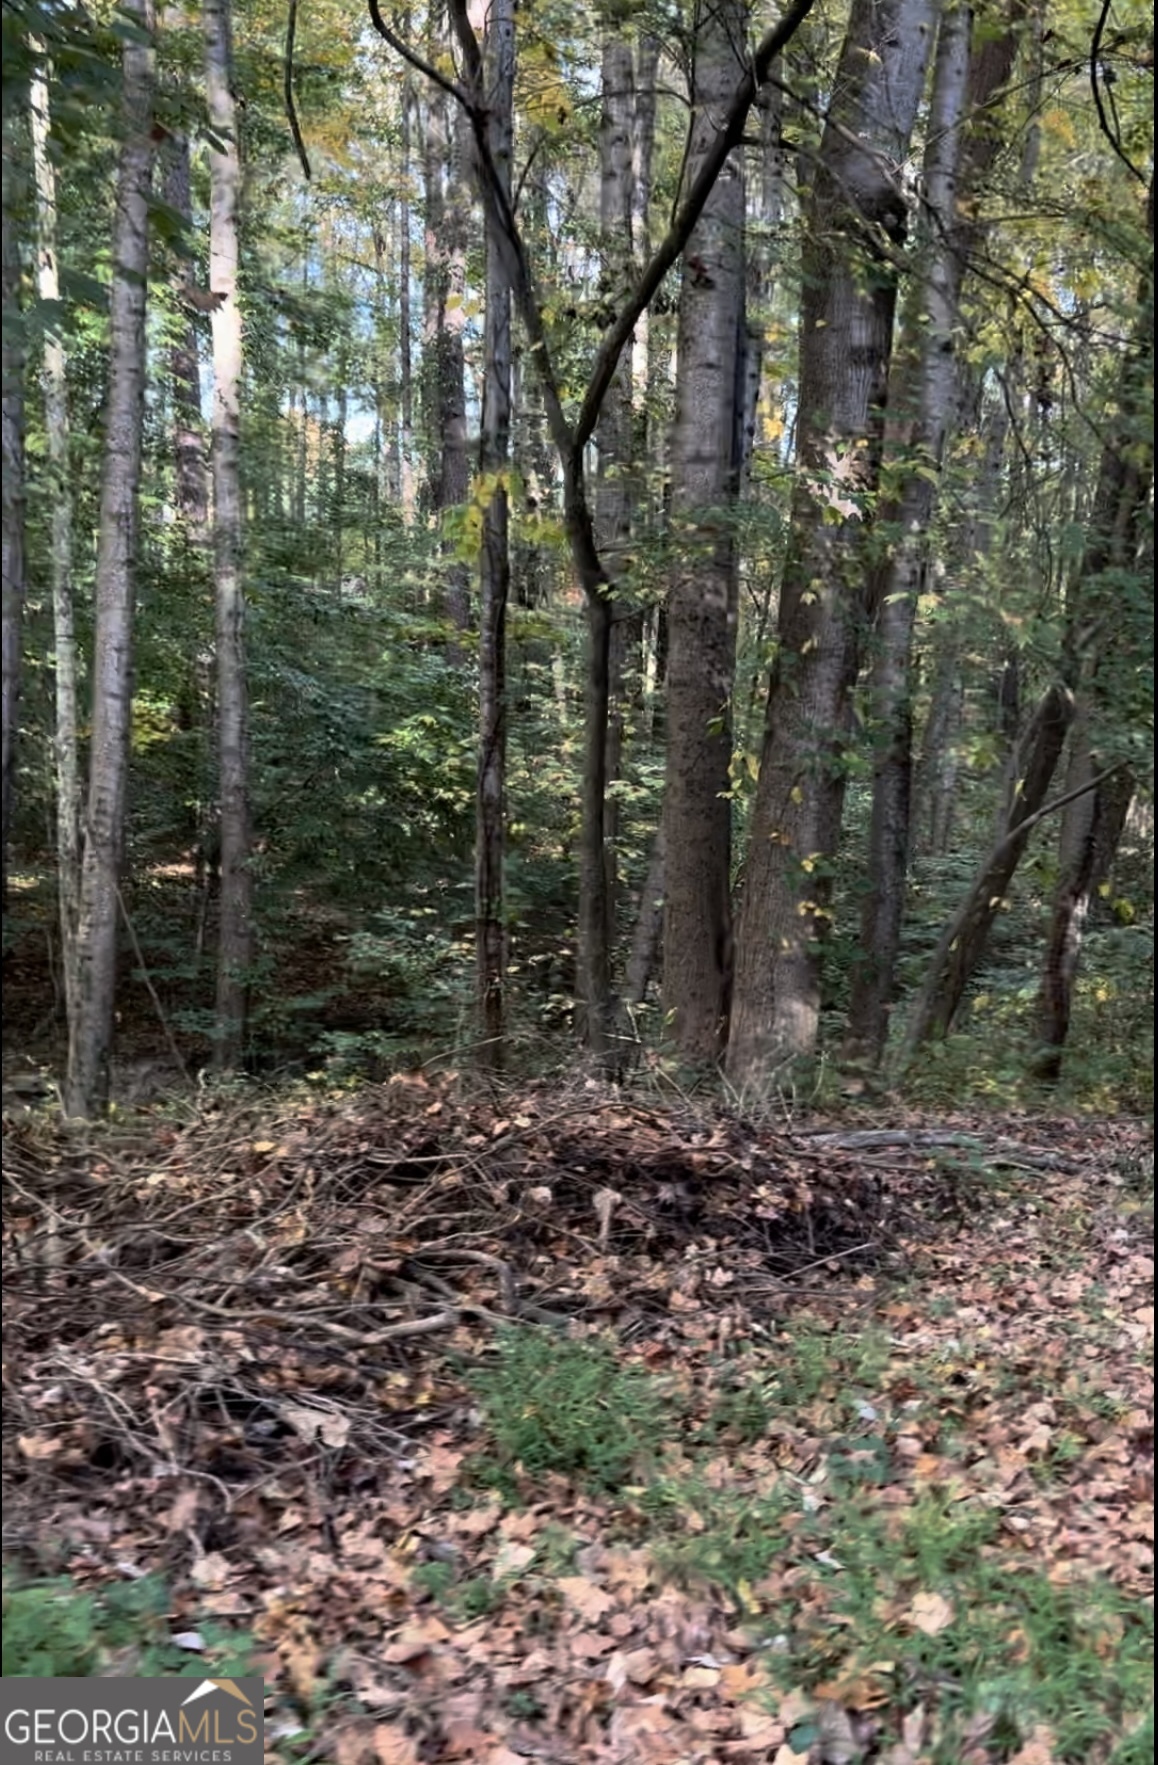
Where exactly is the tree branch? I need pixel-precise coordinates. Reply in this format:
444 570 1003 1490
366 0 472 109
1089 0 1148 186
574 0 818 450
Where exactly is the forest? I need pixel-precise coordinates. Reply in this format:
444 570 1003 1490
1 4 1154 1757
0 0 1151 1117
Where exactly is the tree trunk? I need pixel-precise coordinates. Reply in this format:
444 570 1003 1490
846 1 979 1063
1032 176 1152 1081
1 166 24 907
422 88 471 642
596 35 635 925
205 0 252 1070
31 50 82 1012
474 0 514 1065
65 0 156 1116
898 679 1074 1063
1033 734 1133 1083
660 0 748 1068
727 0 936 1088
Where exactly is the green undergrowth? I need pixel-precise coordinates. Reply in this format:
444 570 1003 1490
0 1569 255 1679
464 1320 1154 1763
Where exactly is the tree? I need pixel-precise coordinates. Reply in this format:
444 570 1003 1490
1 164 24 908
65 0 156 1116
845 2 1017 1064
371 0 819 1063
661 0 748 1067
205 0 252 1069
728 0 937 1088
30 43 82 1018
474 0 514 1064
1032 176 1152 1081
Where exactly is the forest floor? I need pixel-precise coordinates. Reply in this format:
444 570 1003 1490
2 1081 1153 1765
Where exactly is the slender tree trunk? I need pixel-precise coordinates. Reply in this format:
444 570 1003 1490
31 52 82 1011
1033 732 1133 1082
474 0 514 1065
660 0 748 1068
596 35 635 927
398 78 416 522
1 166 24 907
163 131 209 535
845 1 978 1062
1033 180 1152 1080
727 0 936 1087
65 0 156 1116
205 0 252 1069
899 679 1074 1062
426 0 819 1065
422 88 471 641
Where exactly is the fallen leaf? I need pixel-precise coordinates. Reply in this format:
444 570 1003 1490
908 1590 954 1635
557 1574 616 1620
372 1725 421 1765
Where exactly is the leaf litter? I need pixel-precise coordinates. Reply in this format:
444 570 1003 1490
3 1078 1152 1763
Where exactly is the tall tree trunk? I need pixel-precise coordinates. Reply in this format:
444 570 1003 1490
596 35 635 929
846 1 1013 1063
205 0 252 1069
1 162 24 908
727 0 935 1087
31 50 81 1012
163 129 209 535
898 679 1074 1063
424 0 818 1065
660 0 748 1067
422 87 471 641
1033 179 1152 1080
398 77 416 522
1032 732 1133 1083
65 0 156 1116
474 0 514 1065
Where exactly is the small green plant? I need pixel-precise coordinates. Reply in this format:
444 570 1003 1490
466 1327 676 1493
1 1570 254 1679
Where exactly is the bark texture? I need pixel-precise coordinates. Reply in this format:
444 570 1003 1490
65 0 156 1115
899 680 1075 1062
728 0 936 1087
206 0 252 1069
596 34 636 932
1 180 24 905
846 1 1015 1061
474 0 514 1064
660 0 748 1067
31 51 82 1015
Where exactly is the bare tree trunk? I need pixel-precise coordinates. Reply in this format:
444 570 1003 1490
1032 179 1152 1081
162 129 209 536
727 0 935 1088
65 0 156 1116
474 0 514 1065
1 164 25 907
624 825 665 1011
1033 734 1133 1082
846 1 983 1063
205 0 252 1070
31 52 82 1011
596 35 635 927
898 680 1074 1063
660 0 748 1068
398 77 416 523
405 0 818 1066
422 88 472 642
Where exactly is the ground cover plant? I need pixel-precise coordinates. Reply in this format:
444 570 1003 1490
2 1080 1152 1763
